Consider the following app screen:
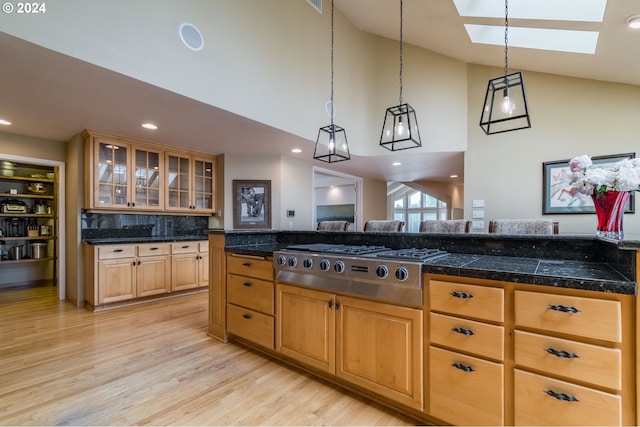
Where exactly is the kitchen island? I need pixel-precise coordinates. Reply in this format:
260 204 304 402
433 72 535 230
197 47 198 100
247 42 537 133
207 230 639 426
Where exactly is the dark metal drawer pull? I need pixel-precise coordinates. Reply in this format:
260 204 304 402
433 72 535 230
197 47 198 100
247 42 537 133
150 247 159 251
545 348 579 358
451 291 474 299
545 389 579 402
113 249 123 253
242 313 252 319
451 362 475 372
243 282 252 287
242 262 252 267
547 304 580 314
181 245 190 249
328 299 334 309
452 327 475 336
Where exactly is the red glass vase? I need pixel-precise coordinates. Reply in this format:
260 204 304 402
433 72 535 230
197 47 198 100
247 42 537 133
591 191 629 239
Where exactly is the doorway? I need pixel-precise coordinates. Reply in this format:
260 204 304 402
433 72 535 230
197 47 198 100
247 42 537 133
312 166 363 231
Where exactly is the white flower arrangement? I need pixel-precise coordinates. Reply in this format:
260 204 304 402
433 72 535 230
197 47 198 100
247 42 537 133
569 155 640 196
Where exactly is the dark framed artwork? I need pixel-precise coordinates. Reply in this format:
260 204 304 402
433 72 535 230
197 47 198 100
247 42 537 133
232 180 271 229
542 153 635 214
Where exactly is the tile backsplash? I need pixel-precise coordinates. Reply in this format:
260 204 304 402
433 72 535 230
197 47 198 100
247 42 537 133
81 213 209 240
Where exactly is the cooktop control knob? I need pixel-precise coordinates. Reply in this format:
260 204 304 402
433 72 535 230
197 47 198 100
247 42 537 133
334 260 345 274
319 259 331 271
303 258 313 269
287 257 298 268
395 267 409 281
276 255 287 266
375 265 389 278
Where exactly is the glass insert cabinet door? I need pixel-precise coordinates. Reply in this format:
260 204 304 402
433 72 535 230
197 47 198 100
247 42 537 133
167 154 192 209
97 140 128 207
134 148 162 209
193 158 214 210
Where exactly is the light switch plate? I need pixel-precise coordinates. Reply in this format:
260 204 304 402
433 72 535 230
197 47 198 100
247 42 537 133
472 210 484 219
472 199 484 208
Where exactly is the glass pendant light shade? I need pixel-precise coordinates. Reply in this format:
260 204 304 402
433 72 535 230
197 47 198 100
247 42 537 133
480 71 531 135
314 124 350 163
380 103 422 151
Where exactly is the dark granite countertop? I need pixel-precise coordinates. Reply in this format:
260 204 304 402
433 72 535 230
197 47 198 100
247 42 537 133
223 241 637 296
82 235 208 245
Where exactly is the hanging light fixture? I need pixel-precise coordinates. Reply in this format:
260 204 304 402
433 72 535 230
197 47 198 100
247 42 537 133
380 0 421 151
314 0 350 163
480 0 531 135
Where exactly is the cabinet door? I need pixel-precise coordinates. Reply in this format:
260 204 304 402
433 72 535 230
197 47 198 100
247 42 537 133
166 153 192 211
192 157 214 212
171 253 198 291
197 253 209 288
97 258 136 304
276 284 335 373
94 139 130 208
137 255 170 297
133 146 163 210
336 296 424 410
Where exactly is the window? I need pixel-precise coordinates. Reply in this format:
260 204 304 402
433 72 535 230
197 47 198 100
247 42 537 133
392 189 447 233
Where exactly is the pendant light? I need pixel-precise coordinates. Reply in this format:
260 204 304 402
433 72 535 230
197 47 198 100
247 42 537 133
480 0 531 135
314 0 350 163
380 0 421 151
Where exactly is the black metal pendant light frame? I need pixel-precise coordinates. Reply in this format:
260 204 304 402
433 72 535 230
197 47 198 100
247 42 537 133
480 0 531 135
314 0 350 163
380 0 421 151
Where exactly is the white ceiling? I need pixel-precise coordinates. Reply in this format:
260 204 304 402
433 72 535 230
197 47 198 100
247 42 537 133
0 0 638 186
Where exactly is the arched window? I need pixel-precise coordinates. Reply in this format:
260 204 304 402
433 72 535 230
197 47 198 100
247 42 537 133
392 188 447 233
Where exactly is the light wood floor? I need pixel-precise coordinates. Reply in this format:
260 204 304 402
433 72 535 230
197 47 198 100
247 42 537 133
0 287 419 426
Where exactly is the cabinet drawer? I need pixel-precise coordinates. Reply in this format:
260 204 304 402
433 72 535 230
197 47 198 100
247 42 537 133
429 280 504 323
430 313 504 361
227 304 274 350
227 273 274 315
227 254 274 281
429 346 504 426
514 369 621 426
137 243 170 257
170 242 199 255
514 330 621 390
514 291 622 343
97 245 136 260
198 241 208 253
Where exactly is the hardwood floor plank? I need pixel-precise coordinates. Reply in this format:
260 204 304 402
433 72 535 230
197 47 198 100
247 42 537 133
0 287 419 426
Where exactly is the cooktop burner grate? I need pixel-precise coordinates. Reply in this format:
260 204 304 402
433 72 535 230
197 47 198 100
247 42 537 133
372 248 448 262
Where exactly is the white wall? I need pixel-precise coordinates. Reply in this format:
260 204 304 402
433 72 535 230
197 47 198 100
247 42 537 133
465 64 640 234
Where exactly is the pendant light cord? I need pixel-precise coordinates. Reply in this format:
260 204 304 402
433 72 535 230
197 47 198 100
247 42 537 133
399 0 403 105
330 0 335 127
504 0 509 78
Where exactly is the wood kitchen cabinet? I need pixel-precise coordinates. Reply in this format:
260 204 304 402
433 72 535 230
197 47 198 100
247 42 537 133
276 283 424 410
165 151 215 213
85 243 170 306
226 253 275 349
83 130 164 211
425 275 635 426
170 241 208 291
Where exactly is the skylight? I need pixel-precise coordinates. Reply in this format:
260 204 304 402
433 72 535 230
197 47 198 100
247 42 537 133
454 0 606 54
465 25 599 54
453 0 607 22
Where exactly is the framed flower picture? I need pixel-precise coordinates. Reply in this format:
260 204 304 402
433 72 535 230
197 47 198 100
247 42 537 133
542 153 636 214
232 180 271 229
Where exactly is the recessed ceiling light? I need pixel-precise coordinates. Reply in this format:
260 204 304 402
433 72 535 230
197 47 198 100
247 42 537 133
392 162 402 166
450 174 459 178
628 15 640 29
291 148 302 153
142 123 158 130
0 119 11 126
